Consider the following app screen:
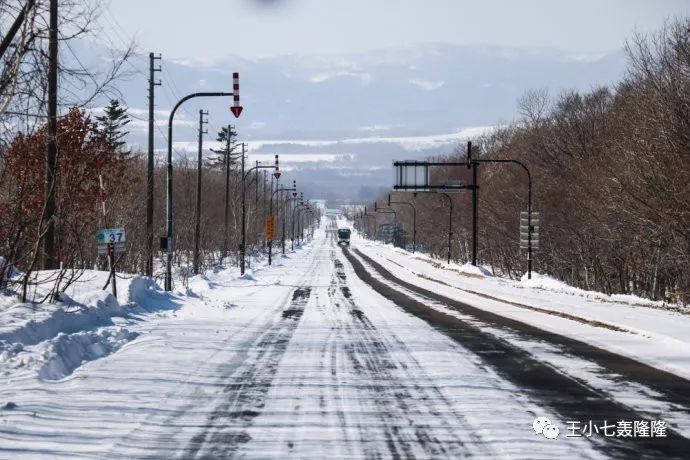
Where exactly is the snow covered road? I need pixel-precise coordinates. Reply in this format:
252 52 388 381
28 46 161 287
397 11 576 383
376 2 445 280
1 220 689 458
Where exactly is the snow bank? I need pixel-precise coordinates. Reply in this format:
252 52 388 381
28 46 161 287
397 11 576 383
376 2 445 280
127 275 161 305
0 272 170 382
36 327 138 380
457 262 493 277
0 290 123 346
520 272 669 309
240 270 258 281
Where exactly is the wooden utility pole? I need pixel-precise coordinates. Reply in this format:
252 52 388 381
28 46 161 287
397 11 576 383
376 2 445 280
146 52 161 277
43 0 58 269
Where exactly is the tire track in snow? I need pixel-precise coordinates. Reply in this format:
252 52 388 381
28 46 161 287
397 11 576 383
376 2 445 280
330 254 484 459
101 243 323 459
198 289 311 457
184 247 323 459
185 287 312 458
345 247 690 459
360 247 690 409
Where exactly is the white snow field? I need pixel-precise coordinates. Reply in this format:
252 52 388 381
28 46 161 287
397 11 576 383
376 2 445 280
0 220 687 458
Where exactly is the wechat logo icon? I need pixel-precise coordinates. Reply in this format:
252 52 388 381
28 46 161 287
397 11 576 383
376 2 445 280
533 416 560 439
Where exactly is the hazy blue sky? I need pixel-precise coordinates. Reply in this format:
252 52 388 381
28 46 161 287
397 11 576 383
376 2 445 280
100 0 689 60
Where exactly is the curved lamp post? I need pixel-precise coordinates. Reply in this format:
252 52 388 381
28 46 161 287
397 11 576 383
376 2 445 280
362 209 376 237
292 201 309 251
241 153 279 275
269 180 296 265
374 202 397 244
388 193 416 253
165 91 236 291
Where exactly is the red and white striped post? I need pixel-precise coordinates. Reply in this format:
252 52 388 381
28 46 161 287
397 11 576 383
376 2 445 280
230 72 243 118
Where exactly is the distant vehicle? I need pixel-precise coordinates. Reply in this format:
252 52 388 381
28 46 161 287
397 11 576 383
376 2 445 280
337 228 351 246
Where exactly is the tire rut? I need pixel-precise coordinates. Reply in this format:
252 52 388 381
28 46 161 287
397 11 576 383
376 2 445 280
331 253 485 459
344 246 690 459
183 261 320 459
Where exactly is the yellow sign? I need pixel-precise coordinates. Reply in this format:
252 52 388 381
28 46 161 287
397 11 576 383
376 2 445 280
266 215 275 240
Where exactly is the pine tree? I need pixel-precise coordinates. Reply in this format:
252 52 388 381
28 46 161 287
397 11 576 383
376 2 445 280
207 125 239 168
96 99 131 156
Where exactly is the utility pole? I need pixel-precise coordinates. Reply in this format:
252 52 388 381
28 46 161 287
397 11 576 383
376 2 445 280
263 170 267 248
240 143 246 273
269 176 276 265
255 160 259 214
193 109 208 274
43 0 58 270
146 52 161 277
222 124 234 262
470 142 478 266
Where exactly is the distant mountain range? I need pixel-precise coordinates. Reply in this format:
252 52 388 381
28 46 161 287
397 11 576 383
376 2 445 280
74 41 627 200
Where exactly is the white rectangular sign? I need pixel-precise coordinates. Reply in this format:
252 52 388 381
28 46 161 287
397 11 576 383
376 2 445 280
97 227 126 245
394 161 430 190
98 242 125 255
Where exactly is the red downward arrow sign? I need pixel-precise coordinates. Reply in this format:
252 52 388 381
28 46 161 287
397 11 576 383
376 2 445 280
230 106 243 118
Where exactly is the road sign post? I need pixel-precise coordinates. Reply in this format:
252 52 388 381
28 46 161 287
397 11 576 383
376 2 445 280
266 215 275 240
520 211 539 279
394 141 534 275
97 227 125 297
393 160 472 264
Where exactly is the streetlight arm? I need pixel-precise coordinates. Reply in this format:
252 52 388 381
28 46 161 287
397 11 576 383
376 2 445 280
168 92 233 152
389 201 416 248
476 158 530 188
244 164 277 182
272 187 295 199
389 201 415 213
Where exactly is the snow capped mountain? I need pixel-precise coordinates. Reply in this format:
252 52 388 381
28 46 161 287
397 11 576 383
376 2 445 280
81 41 625 199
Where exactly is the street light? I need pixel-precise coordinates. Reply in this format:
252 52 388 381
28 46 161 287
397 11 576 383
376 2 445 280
283 191 301 255
269 180 295 265
299 206 314 243
374 202 397 244
388 193 417 253
467 141 534 279
241 152 279 275
292 200 310 250
165 89 239 291
392 141 534 277
362 208 376 237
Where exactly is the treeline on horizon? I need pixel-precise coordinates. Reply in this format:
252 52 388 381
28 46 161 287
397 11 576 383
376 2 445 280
371 19 689 304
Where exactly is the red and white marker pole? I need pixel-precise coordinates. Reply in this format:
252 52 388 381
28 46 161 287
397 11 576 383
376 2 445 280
230 72 243 118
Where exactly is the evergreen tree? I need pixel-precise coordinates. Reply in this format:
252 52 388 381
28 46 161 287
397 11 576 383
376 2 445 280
96 99 131 156
207 125 239 168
